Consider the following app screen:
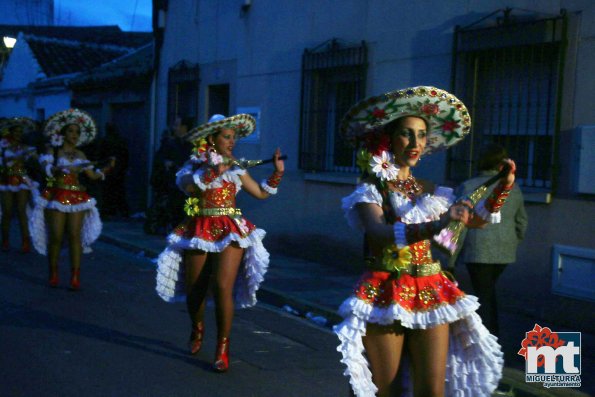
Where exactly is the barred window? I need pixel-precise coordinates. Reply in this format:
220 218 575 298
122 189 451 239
449 11 567 191
299 39 367 173
167 60 199 126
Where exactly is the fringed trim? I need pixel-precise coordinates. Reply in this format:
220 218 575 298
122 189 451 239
42 197 97 213
155 233 270 308
166 228 266 252
475 199 501 224
260 180 277 195
2 180 39 192
337 295 480 330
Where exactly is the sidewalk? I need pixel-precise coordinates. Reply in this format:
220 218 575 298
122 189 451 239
100 220 591 397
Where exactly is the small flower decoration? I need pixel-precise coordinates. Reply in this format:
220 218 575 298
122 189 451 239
50 134 64 147
381 245 412 274
190 138 209 163
420 103 440 116
207 148 224 166
183 197 201 216
370 151 398 181
237 218 250 236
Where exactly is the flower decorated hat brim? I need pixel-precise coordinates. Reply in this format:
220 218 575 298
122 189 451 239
341 86 471 155
0 117 37 137
184 113 256 143
43 108 97 146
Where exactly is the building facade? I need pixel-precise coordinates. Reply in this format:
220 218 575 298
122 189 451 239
152 0 595 329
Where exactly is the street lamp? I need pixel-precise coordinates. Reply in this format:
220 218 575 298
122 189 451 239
3 36 16 49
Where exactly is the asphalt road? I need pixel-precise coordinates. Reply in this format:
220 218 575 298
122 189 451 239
0 240 348 397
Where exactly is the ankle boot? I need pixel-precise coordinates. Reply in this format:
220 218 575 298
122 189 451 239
213 337 230 372
49 266 59 288
189 322 204 355
70 268 80 291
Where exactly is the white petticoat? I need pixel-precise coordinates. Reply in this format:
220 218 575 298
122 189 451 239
155 228 270 309
28 195 103 255
333 295 504 397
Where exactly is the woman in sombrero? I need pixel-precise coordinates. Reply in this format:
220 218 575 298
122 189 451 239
29 108 115 290
156 114 284 372
0 117 39 252
334 87 514 397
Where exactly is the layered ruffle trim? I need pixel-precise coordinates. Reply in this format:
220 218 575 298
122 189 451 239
176 163 246 192
40 197 97 213
0 181 39 192
28 196 102 255
166 227 266 251
333 295 503 397
342 183 455 231
155 231 270 308
475 199 501 224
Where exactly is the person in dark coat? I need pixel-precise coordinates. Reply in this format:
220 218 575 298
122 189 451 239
99 123 129 219
455 143 528 337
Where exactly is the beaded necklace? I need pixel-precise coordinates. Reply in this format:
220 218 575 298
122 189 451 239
388 175 422 202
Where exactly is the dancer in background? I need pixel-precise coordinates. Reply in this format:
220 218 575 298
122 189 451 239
0 117 39 253
334 86 514 396
29 109 115 290
156 114 284 372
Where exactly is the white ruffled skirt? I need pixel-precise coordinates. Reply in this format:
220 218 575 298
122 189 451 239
155 228 270 308
333 295 504 397
28 196 103 255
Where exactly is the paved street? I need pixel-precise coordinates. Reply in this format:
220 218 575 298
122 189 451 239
0 240 348 397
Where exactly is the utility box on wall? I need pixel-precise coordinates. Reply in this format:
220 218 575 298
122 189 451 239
574 125 595 194
551 244 595 302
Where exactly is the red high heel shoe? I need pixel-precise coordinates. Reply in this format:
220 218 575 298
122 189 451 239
48 272 58 288
213 337 230 372
189 322 204 355
21 239 31 254
69 268 80 291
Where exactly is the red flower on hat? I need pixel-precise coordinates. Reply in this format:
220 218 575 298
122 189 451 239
420 103 440 116
441 120 460 131
371 108 387 120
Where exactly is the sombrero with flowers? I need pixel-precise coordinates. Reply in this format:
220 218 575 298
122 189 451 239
43 108 97 146
184 114 256 143
341 86 471 155
0 117 37 137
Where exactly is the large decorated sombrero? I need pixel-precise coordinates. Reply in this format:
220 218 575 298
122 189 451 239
0 117 37 137
341 86 471 155
184 114 256 143
43 108 97 146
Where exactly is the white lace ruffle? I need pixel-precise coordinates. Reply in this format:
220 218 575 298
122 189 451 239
389 186 454 224
155 228 269 308
342 183 455 232
334 295 503 397
28 196 102 255
1 180 39 192
475 199 501 224
189 166 246 192
341 183 383 231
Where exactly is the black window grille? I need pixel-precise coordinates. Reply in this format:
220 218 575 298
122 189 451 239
449 10 567 191
167 60 199 127
299 39 367 173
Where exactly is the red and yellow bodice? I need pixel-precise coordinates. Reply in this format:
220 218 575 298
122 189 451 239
42 172 91 205
173 180 256 243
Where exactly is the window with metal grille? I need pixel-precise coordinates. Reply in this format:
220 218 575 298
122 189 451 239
449 10 567 191
299 39 367 173
167 60 199 127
